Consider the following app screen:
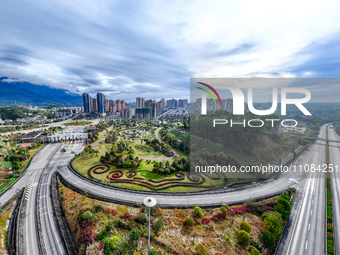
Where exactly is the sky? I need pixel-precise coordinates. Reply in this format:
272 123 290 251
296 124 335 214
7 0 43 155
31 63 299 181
1 0 340 102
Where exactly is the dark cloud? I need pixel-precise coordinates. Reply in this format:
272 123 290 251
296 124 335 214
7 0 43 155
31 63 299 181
0 1 193 101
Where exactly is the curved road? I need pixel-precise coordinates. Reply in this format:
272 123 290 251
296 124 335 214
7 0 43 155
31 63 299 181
0 121 330 255
58 127 326 206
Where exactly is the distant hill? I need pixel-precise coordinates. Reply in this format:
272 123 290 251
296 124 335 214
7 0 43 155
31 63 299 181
0 77 82 106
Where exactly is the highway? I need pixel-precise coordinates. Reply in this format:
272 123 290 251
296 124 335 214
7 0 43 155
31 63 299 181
277 124 327 255
16 143 60 255
0 121 331 254
328 126 340 255
58 126 327 208
38 142 84 254
0 125 86 255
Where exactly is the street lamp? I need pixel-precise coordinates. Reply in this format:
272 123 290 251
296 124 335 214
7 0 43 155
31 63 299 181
143 197 157 252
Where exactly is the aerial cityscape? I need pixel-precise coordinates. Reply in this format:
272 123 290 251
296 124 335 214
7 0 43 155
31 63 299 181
1 1 340 255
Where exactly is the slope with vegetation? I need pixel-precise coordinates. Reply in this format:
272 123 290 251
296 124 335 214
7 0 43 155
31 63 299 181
60 182 294 255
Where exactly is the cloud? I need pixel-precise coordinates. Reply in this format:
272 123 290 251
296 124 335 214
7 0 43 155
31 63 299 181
0 0 340 102
289 34 340 78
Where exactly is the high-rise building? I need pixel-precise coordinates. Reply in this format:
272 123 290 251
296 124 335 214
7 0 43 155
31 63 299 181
144 99 153 108
109 99 114 113
167 98 178 109
120 109 133 118
150 101 163 118
120 100 127 110
161 98 165 109
178 99 188 109
91 98 98 112
97 93 106 114
115 100 121 111
105 99 109 113
136 97 145 108
135 107 150 119
82 93 91 113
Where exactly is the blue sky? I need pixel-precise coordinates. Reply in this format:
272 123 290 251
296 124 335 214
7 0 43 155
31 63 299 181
1 0 340 102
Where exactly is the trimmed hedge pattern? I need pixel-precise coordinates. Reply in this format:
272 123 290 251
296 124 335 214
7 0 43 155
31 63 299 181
87 164 214 190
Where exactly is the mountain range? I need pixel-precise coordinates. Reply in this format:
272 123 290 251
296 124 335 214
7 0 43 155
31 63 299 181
0 77 82 106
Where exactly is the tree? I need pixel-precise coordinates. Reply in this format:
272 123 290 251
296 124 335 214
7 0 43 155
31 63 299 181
148 249 162 255
155 218 164 235
153 162 160 171
259 230 276 250
220 207 227 215
81 211 92 221
195 243 208 255
194 206 203 217
128 228 140 249
185 217 195 227
247 248 262 255
238 230 250 244
264 215 282 240
240 221 252 233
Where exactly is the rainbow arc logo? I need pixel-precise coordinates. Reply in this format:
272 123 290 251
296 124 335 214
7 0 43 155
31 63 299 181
197 82 222 106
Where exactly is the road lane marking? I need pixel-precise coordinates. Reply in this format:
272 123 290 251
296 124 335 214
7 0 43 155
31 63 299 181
308 223 310 230
305 240 308 250
310 210 312 215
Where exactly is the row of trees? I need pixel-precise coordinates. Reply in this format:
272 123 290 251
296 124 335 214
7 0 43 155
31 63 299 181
153 156 189 174
159 128 189 153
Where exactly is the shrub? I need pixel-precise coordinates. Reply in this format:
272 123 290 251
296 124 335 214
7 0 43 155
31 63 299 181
155 218 165 235
96 204 104 211
202 218 211 224
240 221 252 233
78 243 86 255
110 236 120 249
259 230 276 250
220 207 227 215
185 217 195 227
81 211 93 221
195 243 208 255
138 213 147 224
194 206 203 217
148 249 163 255
264 215 282 240
247 248 261 255
238 230 250 244
250 239 260 251
96 229 107 240
212 213 226 221
327 225 333 233
129 228 140 248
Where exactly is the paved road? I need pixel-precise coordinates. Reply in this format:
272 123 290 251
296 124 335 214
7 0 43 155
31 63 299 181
0 118 100 136
39 143 84 255
0 121 330 254
16 143 60 255
277 124 327 255
328 126 340 255
58 126 327 207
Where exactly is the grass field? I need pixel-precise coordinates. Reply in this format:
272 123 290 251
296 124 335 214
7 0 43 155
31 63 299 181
72 151 227 192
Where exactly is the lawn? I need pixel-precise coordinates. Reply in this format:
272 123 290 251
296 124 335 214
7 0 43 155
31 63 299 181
72 151 226 192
